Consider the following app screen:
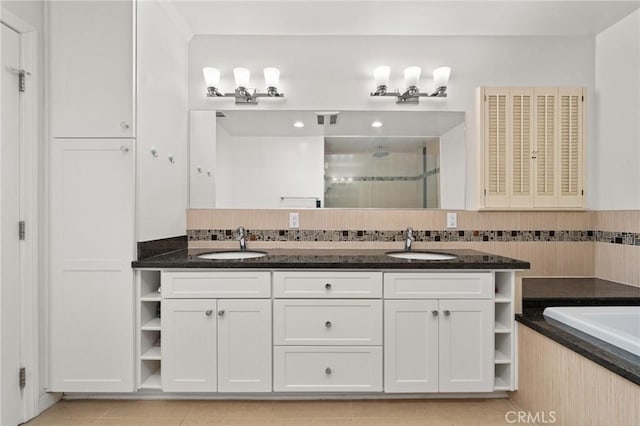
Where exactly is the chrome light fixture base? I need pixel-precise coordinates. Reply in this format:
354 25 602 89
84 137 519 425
206 86 285 104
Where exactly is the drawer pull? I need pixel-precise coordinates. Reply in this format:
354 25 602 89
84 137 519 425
218 310 225 317
325 283 332 290
205 310 213 316
431 310 438 317
443 310 451 317
325 321 332 328
325 367 332 375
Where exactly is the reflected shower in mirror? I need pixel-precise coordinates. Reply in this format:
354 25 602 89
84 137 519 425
189 110 466 209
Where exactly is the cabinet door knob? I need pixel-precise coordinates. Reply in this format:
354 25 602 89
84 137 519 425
443 310 451 317
120 121 130 129
205 310 213 316
218 310 225 317
325 321 332 328
325 283 332 290
120 145 129 153
325 367 332 375
431 310 439 317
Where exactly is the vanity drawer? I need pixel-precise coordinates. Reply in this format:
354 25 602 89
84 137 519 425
274 300 382 345
384 272 493 299
273 346 383 392
161 271 271 298
273 271 382 298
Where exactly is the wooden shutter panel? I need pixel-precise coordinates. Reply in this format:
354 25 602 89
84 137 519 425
483 88 510 207
533 88 559 207
558 87 584 207
509 89 534 207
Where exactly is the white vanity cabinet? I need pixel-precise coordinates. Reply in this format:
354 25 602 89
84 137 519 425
160 271 272 392
383 273 495 393
136 268 517 395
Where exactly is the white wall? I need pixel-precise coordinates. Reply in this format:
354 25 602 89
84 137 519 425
440 122 466 210
137 1 191 240
188 35 596 208
594 10 640 210
189 111 217 208
216 134 324 208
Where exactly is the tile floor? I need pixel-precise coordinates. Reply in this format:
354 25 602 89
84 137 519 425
24 399 537 426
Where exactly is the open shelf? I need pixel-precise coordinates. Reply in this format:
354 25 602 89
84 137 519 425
494 271 513 300
141 317 161 331
141 346 161 360
494 349 511 364
140 369 161 389
140 292 161 302
494 302 512 332
494 364 512 391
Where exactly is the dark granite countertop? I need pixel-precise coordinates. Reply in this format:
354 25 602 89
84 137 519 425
518 277 640 385
132 248 530 270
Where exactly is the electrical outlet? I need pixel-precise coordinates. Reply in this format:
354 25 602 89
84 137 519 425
289 212 299 229
447 212 457 229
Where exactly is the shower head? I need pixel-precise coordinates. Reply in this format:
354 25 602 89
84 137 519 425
372 146 389 158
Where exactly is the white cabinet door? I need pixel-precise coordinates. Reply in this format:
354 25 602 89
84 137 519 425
438 300 494 392
162 299 218 392
49 0 134 137
50 139 135 392
217 299 272 392
384 300 439 393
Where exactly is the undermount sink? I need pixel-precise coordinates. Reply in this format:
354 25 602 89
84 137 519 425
386 251 457 261
197 251 267 260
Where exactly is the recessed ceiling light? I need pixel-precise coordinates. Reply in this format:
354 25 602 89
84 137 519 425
293 121 305 128
371 121 383 128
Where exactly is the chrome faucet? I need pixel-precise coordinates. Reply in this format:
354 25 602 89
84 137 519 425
237 226 248 251
404 227 415 251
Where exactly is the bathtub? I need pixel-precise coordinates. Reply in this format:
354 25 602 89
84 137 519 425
543 306 640 356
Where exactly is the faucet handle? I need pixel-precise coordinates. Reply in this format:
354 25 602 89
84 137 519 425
406 227 415 239
236 226 246 238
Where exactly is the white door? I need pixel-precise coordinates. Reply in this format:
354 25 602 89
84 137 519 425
1 22 24 426
384 300 439 393
438 300 494 392
162 299 217 392
49 0 134 137
50 139 135 392
217 299 271 392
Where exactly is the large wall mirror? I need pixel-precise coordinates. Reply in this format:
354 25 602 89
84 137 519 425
189 110 466 209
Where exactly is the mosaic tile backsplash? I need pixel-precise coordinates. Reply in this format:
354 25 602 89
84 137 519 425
188 229 640 246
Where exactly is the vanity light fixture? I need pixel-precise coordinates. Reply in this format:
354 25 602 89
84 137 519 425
202 66 285 104
370 65 451 104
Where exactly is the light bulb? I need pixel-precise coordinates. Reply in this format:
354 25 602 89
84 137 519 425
233 67 250 88
404 66 422 88
373 66 390 87
264 67 280 87
433 67 451 89
202 67 220 88
293 121 304 128
371 121 383 128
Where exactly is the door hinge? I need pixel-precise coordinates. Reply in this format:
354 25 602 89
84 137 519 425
581 95 584 102
19 71 26 92
484 95 487 102
19 221 26 240
581 189 584 196
484 189 487 196
19 367 26 389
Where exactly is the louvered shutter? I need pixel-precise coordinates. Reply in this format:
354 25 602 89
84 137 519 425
509 88 534 207
483 88 510 207
558 87 584 207
533 88 559 207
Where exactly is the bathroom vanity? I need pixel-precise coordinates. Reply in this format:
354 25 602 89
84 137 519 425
132 249 528 396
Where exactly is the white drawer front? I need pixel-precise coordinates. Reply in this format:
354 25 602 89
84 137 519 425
384 272 493 299
274 300 382 346
273 346 383 392
273 271 382 298
161 271 271 298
